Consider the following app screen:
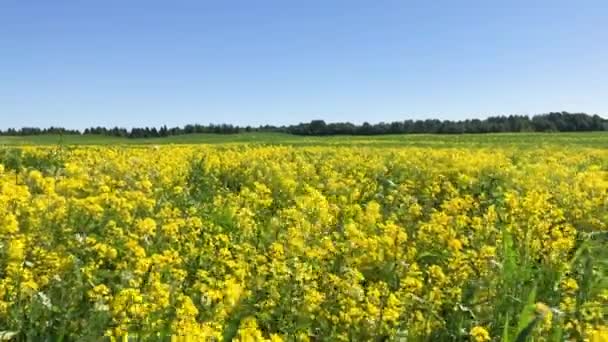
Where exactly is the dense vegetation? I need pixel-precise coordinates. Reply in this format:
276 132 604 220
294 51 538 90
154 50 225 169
0 143 606 341
1 112 606 138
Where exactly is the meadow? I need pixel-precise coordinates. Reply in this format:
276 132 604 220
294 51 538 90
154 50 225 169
1 131 608 148
0 133 606 341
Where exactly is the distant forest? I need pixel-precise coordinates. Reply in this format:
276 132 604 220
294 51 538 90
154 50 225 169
1 112 607 138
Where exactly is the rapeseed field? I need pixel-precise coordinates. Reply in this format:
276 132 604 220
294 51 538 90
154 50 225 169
0 145 606 341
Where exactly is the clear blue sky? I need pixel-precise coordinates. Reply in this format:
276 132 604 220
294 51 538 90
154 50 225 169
1 1 606 129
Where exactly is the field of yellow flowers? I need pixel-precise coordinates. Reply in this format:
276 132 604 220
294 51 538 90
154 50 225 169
0 145 606 341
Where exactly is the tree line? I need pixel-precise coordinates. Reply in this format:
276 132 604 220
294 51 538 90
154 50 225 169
286 112 608 135
1 112 606 138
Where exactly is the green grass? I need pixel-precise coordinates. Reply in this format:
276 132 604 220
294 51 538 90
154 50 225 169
0 132 607 148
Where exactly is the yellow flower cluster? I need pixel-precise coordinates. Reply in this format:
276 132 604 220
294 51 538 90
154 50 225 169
0 145 606 340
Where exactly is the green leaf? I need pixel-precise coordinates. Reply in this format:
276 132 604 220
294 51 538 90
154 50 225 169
502 313 510 342
550 318 563 342
515 286 537 339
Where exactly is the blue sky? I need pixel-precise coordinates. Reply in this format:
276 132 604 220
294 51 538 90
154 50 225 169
1 1 606 129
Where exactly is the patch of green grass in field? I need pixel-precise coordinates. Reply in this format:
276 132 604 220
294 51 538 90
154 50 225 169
0 132 607 148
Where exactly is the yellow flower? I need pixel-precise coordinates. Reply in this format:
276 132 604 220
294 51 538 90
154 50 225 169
234 317 265 342
469 326 491 342
0 213 19 234
560 277 579 294
535 302 552 317
448 238 463 251
7 237 25 262
88 284 111 302
135 218 157 236
587 325 608 342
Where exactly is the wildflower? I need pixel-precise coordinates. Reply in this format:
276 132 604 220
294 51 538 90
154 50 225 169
0 214 19 234
469 326 491 342
535 302 551 317
560 277 578 294
135 218 157 236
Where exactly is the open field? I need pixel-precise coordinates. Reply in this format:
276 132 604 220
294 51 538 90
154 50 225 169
1 131 607 148
0 136 607 340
